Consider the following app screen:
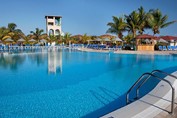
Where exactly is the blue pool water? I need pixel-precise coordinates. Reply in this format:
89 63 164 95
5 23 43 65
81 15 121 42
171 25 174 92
0 49 177 118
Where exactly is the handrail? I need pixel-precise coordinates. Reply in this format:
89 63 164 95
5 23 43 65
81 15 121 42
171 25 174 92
136 70 177 98
152 70 177 80
126 72 175 114
126 73 151 104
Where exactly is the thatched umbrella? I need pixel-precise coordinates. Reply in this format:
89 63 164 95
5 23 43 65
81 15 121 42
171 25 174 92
158 38 168 43
102 38 110 42
17 38 26 46
28 39 36 42
4 38 14 45
95 38 102 41
40 39 47 43
17 38 25 42
114 37 122 42
28 39 37 45
5 38 14 42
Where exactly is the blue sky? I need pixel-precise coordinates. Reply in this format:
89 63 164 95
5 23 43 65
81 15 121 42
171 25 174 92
0 0 177 36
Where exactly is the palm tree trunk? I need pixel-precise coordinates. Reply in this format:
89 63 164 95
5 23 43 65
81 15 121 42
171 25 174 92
118 33 123 39
133 30 137 50
133 30 136 38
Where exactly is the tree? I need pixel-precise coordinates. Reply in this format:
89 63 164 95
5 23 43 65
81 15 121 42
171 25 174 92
107 16 127 39
147 9 176 35
30 28 44 42
123 34 134 44
8 23 17 32
125 11 140 38
0 27 9 40
81 33 90 44
49 35 57 44
0 23 25 43
137 6 148 34
63 32 72 45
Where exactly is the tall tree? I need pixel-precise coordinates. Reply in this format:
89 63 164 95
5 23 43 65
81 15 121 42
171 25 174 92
125 11 140 38
0 27 9 40
48 35 57 44
81 33 90 44
0 23 24 43
7 23 17 32
147 9 176 35
107 16 127 39
30 28 44 42
63 32 72 45
137 6 148 34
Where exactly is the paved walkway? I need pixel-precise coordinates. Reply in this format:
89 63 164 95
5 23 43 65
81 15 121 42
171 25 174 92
155 100 177 118
78 48 177 55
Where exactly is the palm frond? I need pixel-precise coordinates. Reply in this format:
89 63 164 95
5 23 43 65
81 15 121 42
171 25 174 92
161 21 177 28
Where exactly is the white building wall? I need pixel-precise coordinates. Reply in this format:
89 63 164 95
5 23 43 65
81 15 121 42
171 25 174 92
45 16 62 36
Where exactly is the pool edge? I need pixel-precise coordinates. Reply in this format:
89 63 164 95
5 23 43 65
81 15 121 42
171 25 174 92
101 71 177 118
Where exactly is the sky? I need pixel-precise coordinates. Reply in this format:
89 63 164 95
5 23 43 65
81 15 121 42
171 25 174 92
0 0 177 36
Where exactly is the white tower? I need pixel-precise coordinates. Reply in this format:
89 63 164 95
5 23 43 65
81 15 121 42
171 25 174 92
45 15 62 36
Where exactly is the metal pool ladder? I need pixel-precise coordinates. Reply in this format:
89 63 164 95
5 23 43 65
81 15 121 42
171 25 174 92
126 70 177 114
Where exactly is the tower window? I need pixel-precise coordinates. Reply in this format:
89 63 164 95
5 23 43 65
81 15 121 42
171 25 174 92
48 16 53 19
55 18 60 26
49 29 54 36
55 29 60 35
48 22 54 26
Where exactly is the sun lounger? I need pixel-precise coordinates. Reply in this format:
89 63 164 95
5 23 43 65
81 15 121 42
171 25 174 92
175 46 177 50
158 46 163 51
163 46 167 51
0 46 3 51
171 46 175 50
118 46 122 50
167 46 171 50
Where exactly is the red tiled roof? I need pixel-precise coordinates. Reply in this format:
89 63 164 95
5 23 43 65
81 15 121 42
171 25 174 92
158 36 177 40
71 35 83 38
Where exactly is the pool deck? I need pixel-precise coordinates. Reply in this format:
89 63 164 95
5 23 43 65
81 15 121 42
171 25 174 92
101 71 177 118
78 48 177 55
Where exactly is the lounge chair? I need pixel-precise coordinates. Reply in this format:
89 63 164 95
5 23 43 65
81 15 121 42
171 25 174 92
163 46 167 51
175 46 177 50
167 46 172 50
171 46 175 51
158 46 163 51
118 46 122 50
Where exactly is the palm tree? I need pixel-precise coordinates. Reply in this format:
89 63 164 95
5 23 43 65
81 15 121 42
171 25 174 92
147 9 176 35
125 11 140 38
30 28 44 42
0 23 24 43
0 27 9 40
12 29 25 43
63 32 72 45
7 23 17 32
124 34 134 44
137 6 148 34
49 35 57 44
107 16 127 39
81 33 90 44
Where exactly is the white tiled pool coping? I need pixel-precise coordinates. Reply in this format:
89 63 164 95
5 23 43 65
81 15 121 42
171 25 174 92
101 71 177 118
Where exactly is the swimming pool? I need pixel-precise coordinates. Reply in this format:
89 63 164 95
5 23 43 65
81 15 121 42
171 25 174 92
0 49 177 118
